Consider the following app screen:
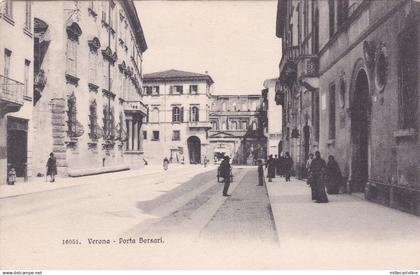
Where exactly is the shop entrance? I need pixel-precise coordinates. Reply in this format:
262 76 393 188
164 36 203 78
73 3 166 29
7 117 28 179
187 136 201 164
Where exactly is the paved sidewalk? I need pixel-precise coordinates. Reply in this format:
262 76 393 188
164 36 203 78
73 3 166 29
265 176 420 269
0 163 211 199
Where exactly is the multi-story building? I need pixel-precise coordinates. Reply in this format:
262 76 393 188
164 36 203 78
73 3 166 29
262 78 283 157
31 0 148 177
276 0 420 215
142 69 213 164
209 95 267 165
0 0 34 184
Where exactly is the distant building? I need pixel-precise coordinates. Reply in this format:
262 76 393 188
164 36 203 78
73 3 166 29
0 0 34 184
262 78 283 157
276 0 420 214
142 69 213 164
209 95 266 165
31 0 148 176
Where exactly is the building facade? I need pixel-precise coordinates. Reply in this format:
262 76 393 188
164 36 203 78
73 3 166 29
209 95 267 165
262 78 283 157
1 0 34 184
31 0 148 177
142 69 213 164
276 0 420 214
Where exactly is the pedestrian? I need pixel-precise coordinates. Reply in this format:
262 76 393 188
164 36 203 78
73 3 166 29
46 152 57 182
163 157 169 171
309 151 328 203
7 165 16 185
326 155 343 194
266 155 276 182
278 152 285 177
257 159 264 186
203 156 209 167
274 154 280 176
284 152 293 182
306 153 314 180
219 155 232 196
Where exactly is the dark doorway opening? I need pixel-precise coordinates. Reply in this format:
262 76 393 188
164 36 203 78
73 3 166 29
351 70 370 192
278 140 283 157
7 117 28 179
187 136 201 164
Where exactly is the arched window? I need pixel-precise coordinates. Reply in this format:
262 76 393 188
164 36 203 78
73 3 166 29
191 106 199 122
172 106 181 122
150 107 159 123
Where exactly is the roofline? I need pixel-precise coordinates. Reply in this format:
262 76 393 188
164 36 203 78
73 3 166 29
121 0 148 53
143 75 214 85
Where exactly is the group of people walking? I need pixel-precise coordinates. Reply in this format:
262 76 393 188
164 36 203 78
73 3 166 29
265 153 294 182
306 151 343 203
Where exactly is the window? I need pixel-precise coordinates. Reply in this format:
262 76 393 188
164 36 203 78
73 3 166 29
221 121 226 130
103 106 115 140
24 60 30 97
4 49 11 78
150 107 159 123
152 131 159 141
145 86 152 96
337 0 349 28
222 102 226 111
328 84 336 139
25 1 31 30
211 121 218 130
328 0 335 38
88 51 98 84
241 121 248 130
103 61 109 88
143 130 147 140
172 130 180 141
191 106 199 122
399 26 418 129
4 0 13 18
172 106 181 122
67 94 77 137
312 90 320 142
170 85 183 95
152 86 159 96
190 85 198 95
88 100 98 140
231 121 237 130
66 39 77 76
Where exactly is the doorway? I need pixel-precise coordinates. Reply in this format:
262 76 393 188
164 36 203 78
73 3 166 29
187 136 201 164
351 69 370 192
7 117 28 179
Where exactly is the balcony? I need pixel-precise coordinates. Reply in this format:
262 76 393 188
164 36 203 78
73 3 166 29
0 74 24 114
188 121 212 129
297 55 319 80
279 46 299 84
123 100 147 115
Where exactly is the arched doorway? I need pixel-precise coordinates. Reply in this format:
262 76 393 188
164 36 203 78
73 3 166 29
187 136 201 164
350 69 370 192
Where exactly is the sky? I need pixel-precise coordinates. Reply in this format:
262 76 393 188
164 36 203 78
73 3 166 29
135 0 281 95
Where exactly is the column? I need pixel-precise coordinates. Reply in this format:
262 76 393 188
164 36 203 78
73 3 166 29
138 120 144 153
127 119 132 151
133 120 139 151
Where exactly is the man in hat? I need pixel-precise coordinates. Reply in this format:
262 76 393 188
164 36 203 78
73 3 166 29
219 155 232 196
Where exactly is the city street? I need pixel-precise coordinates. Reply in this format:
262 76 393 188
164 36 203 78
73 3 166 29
1 166 420 269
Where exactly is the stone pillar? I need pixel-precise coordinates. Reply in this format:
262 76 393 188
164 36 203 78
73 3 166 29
133 120 139 151
127 119 132 151
139 119 144 153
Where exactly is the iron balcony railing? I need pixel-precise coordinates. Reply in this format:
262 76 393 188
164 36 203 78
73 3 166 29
0 74 24 106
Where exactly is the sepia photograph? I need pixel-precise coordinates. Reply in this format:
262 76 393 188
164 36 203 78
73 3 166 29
0 0 419 272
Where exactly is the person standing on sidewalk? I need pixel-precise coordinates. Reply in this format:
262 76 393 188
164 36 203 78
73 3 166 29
326 155 343 195
163 157 169 171
46 152 57 182
257 159 264 186
266 155 276 182
309 151 328 203
284 152 293 182
220 156 232 196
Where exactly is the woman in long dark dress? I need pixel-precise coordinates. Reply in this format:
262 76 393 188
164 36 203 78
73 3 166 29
326 155 343 194
309 151 328 203
283 152 293 182
46 152 57 182
266 155 276 182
